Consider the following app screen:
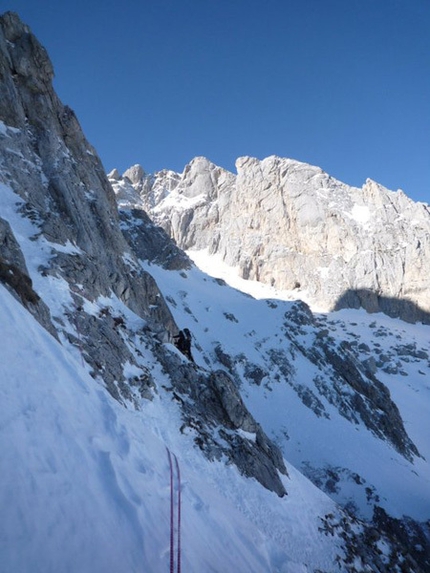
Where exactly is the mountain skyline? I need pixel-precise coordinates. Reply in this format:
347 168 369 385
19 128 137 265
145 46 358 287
109 154 430 327
6 0 430 204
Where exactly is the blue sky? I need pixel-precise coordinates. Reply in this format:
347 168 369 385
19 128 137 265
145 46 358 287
5 0 430 202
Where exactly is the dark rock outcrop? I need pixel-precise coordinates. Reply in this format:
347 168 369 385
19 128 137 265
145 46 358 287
154 347 288 497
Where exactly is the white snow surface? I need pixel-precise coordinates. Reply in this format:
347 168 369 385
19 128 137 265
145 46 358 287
350 204 371 224
0 284 345 573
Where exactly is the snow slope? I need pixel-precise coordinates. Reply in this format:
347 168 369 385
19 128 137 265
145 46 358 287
0 284 346 573
142 249 430 523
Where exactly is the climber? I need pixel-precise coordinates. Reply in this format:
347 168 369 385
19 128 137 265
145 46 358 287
173 328 194 362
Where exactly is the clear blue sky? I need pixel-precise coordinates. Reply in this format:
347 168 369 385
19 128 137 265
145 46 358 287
5 0 430 202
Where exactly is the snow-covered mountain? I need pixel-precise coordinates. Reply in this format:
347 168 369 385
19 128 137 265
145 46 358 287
1 11 429 573
109 156 430 324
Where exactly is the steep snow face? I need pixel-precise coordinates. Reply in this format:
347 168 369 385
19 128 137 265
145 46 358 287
0 284 348 573
140 250 430 525
111 155 430 323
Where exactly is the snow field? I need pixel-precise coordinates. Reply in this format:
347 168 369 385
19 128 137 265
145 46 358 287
145 251 430 522
0 285 345 572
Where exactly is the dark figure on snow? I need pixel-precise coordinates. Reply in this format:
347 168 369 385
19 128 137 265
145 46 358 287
173 328 194 362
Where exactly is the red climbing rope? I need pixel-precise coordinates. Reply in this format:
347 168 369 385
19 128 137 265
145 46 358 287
175 454 182 573
167 448 175 573
166 447 182 573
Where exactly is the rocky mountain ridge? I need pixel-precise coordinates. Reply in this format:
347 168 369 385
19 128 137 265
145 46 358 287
109 155 430 324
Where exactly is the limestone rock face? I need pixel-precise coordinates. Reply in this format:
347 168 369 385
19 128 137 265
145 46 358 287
114 155 430 322
0 12 177 331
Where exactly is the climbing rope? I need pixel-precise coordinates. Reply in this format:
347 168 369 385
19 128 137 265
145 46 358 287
166 447 182 573
175 454 182 573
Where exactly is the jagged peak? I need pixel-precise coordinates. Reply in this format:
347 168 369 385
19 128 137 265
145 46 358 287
361 178 418 214
180 156 229 179
0 11 54 85
123 163 146 184
107 168 121 181
187 155 216 168
0 11 31 39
